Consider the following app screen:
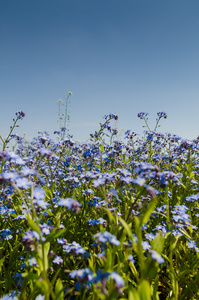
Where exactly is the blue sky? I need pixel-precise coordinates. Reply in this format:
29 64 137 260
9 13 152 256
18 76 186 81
1 0 199 142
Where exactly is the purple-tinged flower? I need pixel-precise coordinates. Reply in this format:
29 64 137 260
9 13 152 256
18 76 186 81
42 227 50 235
57 238 67 245
58 198 81 213
59 224 65 229
39 148 52 157
157 112 167 119
16 110 25 119
138 112 148 119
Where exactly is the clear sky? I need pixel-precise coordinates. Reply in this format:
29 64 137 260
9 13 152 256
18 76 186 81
1 0 199 142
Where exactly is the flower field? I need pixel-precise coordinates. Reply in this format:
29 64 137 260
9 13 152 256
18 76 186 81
1 110 199 299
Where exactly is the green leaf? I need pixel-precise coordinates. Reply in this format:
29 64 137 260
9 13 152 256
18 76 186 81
43 242 50 271
26 214 40 234
44 187 53 199
138 280 151 300
36 279 49 294
129 288 140 300
37 242 50 272
140 197 157 227
51 269 61 287
22 271 39 281
45 229 66 243
103 207 116 224
152 276 159 300
100 144 105 153
0 257 5 271
55 278 64 299
118 217 133 239
151 234 164 254
129 262 139 282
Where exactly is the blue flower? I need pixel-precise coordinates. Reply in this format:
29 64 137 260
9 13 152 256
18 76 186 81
42 227 50 235
39 148 52 156
53 256 63 265
187 240 199 252
5 235 13 241
15 178 32 189
128 255 135 263
2 172 18 181
0 291 18 299
57 238 67 245
109 271 125 287
6 151 19 160
13 272 23 286
93 231 120 246
35 295 45 300
37 200 49 209
63 241 87 255
33 187 46 200
93 177 106 187
28 257 37 266
142 241 151 250
150 250 164 264
58 198 81 213
20 167 35 176
69 268 93 280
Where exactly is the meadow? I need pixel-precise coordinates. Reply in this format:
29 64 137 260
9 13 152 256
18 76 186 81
1 105 199 299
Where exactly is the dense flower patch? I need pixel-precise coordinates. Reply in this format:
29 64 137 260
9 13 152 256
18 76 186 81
1 111 199 299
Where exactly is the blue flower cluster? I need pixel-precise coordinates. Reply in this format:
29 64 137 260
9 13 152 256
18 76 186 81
1 111 199 299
